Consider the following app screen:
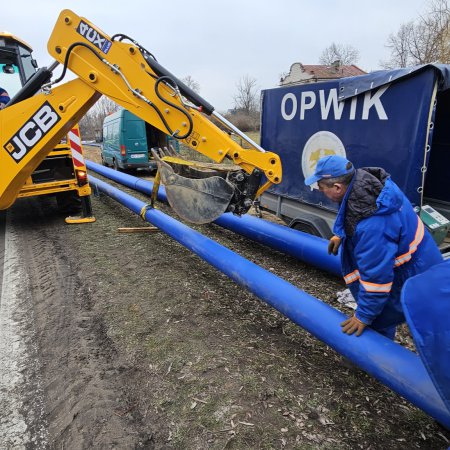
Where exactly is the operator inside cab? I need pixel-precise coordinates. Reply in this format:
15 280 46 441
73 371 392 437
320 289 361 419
0 86 9 109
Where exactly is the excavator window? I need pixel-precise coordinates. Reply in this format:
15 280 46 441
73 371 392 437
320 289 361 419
0 62 21 97
18 45 37 82
0 40 37 96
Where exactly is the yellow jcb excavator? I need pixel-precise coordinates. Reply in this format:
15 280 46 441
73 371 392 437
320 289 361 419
0 9 282 224
0 31 94 223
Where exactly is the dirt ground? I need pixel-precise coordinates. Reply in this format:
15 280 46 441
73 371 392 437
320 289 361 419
2 145 449 449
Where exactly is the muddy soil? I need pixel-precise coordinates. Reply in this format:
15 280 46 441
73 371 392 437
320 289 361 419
2 146 449 449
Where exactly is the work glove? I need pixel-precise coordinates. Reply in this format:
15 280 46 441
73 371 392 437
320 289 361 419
327 235 341 256
341 315 367 337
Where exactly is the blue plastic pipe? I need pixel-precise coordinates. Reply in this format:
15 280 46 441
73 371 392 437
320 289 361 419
86 161 341 276
89 174 450 429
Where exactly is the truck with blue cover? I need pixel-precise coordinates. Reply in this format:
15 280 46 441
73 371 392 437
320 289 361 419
260 65 450 246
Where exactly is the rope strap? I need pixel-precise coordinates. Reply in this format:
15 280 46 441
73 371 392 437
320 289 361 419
139 204 153 220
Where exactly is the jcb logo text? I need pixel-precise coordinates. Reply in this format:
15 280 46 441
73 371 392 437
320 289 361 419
4 102 60 163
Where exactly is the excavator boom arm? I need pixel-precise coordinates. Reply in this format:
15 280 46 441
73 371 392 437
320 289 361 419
47 10 281 181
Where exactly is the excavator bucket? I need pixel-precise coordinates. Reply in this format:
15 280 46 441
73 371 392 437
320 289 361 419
151 149 235 224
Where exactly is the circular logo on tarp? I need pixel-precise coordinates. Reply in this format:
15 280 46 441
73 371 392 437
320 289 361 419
302 131 347 190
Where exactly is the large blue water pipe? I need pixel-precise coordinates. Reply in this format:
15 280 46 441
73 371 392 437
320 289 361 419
85 161 341 276
89 174 450 429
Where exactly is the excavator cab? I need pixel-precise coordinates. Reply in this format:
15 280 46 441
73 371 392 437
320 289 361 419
0 32 38 94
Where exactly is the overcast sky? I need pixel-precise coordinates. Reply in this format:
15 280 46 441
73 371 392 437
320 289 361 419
4 0 429 111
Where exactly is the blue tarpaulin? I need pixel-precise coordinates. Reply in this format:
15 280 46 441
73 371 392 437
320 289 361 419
261 64 450 211
338 64 450 101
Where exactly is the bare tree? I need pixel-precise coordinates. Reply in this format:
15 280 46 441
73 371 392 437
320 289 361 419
319 43 360 65
383 0 450 68
233 75 259 114
79 97 120 140
181 75 200 93
383 22 415 68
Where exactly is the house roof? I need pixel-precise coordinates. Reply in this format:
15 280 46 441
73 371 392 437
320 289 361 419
301 64 366 79
280 62 367 86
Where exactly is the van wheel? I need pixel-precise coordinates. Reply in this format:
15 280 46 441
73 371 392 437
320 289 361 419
101 155 108 166
113 159 120 171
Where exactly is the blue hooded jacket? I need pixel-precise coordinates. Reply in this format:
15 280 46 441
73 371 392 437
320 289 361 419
333 168 443 330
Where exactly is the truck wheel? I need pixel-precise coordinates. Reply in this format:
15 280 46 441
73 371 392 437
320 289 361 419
101 154 108 166
56 191 82 214
290 215 332 239
292 222 322 237
113 159 120 171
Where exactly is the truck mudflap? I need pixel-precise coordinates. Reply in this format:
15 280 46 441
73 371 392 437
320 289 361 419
401 259 450 413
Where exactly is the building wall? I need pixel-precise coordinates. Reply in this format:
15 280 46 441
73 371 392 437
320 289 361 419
280 63 314 86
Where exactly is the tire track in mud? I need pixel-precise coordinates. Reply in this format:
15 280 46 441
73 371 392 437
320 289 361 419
7 198 153 448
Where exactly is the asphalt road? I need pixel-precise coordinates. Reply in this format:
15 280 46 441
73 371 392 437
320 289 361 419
0 209 31 447
0 207 48 448
0 210 5 299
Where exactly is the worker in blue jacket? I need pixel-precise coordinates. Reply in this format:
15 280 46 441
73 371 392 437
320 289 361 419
305 155 443 339
0 86 10 109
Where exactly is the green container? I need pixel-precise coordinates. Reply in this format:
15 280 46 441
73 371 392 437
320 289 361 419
416 205 450 245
